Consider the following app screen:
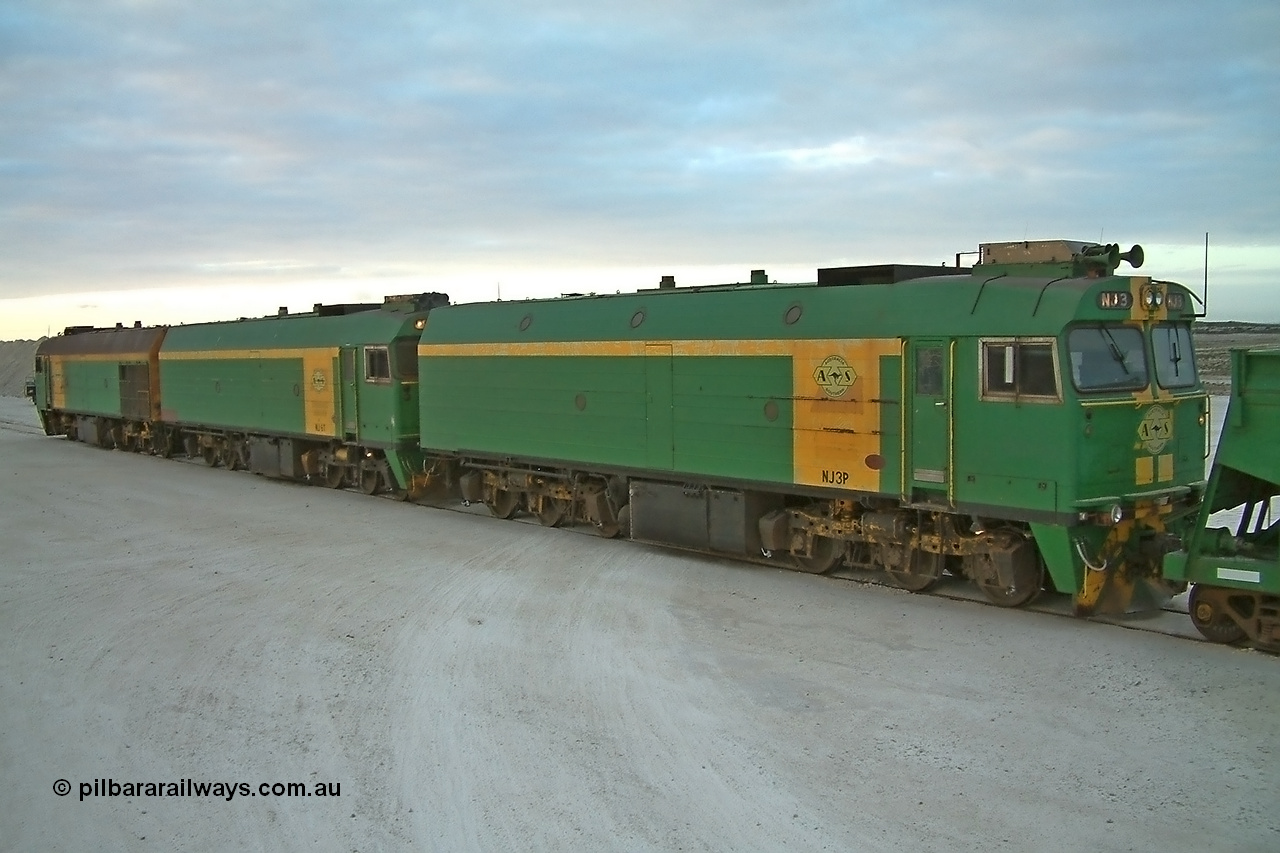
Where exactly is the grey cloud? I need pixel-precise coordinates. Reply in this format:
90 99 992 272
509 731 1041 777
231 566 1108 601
0 0 1275 309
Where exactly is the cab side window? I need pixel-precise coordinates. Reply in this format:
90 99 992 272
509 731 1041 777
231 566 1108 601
393 339 419 380
364 346 391 383
981 339 1060 401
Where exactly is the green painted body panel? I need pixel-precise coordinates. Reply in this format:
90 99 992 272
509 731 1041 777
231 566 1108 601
422 355 646 465
1165 348 1280 593
671 356 792 481
421 354 796 482
1028 522 1079 594
59 360 127 418
428 276 1119 343
160 357 306 434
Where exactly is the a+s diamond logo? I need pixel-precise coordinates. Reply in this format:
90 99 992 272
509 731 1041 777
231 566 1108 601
813 355 856 398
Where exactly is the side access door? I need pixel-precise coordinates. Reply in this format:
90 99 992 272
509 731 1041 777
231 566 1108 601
908 339 952 504
339 346 360 441
645 344 674 469
33 356 51 407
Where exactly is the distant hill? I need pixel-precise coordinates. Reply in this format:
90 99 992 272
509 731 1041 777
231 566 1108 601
0 340 40 398
1196 321 1280 335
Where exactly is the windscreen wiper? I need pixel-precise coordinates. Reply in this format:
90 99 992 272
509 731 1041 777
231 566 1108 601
1099 326 1131 375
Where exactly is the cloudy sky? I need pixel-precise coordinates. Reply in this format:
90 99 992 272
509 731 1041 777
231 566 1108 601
2 0 1277 337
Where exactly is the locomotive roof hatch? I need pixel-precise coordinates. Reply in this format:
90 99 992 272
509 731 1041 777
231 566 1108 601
816 264 971 286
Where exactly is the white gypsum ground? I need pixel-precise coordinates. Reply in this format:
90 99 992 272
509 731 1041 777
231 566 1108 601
0 396 1277 852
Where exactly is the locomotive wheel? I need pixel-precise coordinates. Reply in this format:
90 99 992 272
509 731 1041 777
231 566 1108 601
223 445 243 471
1188 585 1248 645
593 518 621 538
154 429 174 458
879 547 942 592
201 446 220 467
486 489 520 519
359 468 382 495
791 536 842 574
534 496 570 527
977 559 1043 608
884 568 940 592
324 465 346 489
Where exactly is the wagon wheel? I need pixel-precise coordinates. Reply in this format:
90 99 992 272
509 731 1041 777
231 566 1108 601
201 446 220 467
324 465 346 489
534 496 570 528
879 546 942 592
791 536 842 574
359 468 382 495
977 557 1043 608
486 489 520 519
1189 585 1248 645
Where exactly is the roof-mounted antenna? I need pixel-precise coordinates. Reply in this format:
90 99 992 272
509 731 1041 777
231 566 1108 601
1202 232 1210 319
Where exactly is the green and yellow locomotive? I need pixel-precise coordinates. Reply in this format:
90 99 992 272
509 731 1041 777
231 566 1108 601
418 240 1206 615
156 293 446 492
31 321 168 451
31 238 1213 623
33 293 447 493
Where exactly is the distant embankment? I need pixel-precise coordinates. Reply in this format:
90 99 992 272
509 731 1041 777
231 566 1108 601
1 324 1277 398
1194 323 1280 393
0 341 41 397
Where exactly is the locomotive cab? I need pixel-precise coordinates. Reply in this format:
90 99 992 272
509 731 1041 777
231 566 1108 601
968 241 1207 614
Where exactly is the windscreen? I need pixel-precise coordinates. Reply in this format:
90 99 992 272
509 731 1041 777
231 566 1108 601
1067 325 1149 392
1152 323 1197 389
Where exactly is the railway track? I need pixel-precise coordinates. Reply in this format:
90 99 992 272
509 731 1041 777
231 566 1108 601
430 491 1215 647
0 411 1233 650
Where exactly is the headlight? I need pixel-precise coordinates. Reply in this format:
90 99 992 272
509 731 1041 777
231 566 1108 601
1109 504 1124 525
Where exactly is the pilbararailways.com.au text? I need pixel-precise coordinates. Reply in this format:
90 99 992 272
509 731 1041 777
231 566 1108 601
54 778 341 802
